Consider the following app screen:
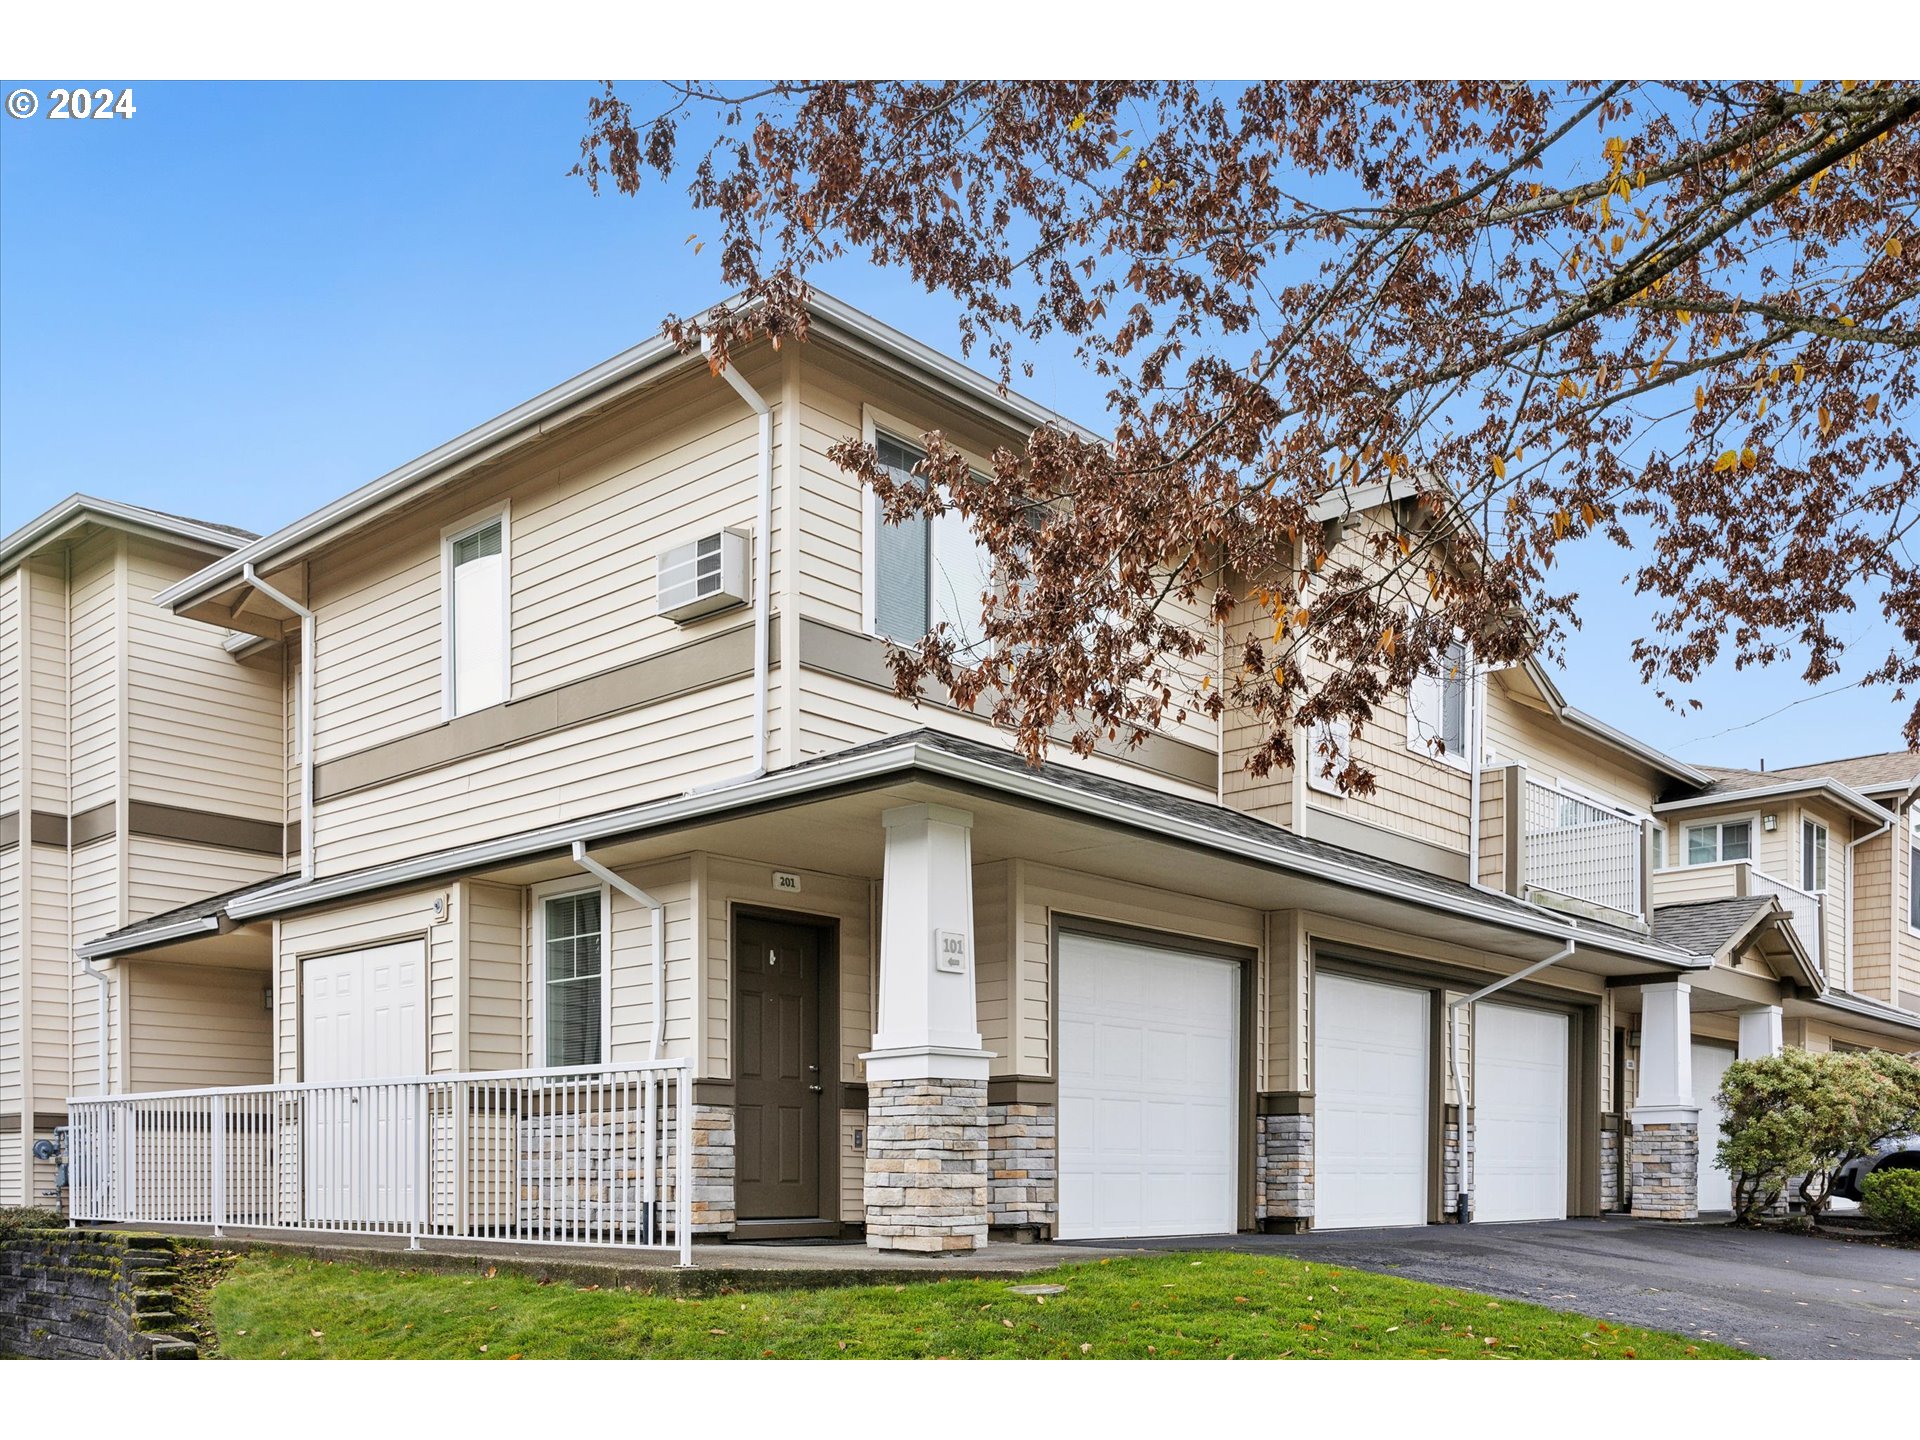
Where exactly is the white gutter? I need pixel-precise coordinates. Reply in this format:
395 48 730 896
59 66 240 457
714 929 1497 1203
78 915 221 961
1447 939 1577 1222
701 336 772 781
243 563 315 881
76 950 112 1096
571 841 666 1061
1654 777 1886 825
216 735 1693 965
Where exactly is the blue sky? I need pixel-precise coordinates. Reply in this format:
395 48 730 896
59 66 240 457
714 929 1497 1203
0 80 1901 771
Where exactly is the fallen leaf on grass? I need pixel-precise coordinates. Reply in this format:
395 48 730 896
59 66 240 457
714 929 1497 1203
1079 1343 1092 1354
708 1328 728 1335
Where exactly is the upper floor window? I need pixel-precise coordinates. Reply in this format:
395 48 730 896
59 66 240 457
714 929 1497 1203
1684 817 1752 865
866 433 993 653
1800 818 1828 893
1304 717 1353 795
1407 640 1470 766
444 511 508 717
539 889 605 1068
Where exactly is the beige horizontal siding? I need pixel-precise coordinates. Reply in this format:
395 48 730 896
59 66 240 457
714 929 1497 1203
463 880 525 1071
125 963 272 1092
66 533 119 814
124 836 284 927
0 568 22 813
1482 678 1661 815
26 553 71 813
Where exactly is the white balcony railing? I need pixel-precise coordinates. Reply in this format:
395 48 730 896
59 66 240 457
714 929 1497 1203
1523 779 1643 917
1748 869 1825 967
67 1060 693 1264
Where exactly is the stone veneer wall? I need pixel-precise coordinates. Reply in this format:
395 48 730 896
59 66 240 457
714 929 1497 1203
865 1078 988 1252
1256 1113 1313 1229
690 1104 736 1235
0 1230 198 1359
1600 1123 1621 1212
986 1101 1057 1237
1441 1113 1473 1221
1628 1120 1698 1220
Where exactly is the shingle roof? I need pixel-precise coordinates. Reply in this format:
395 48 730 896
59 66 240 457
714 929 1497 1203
1699 750 1920 799
1651 896 1775 958
90 871 293 945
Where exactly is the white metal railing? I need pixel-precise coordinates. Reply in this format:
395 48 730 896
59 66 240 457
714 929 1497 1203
1749 869 1825 967
66 1060 693 1265
1523 779 1643 917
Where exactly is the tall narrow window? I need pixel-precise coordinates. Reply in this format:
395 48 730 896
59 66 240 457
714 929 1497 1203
1801 818 1829 893
1408 639 1470 764
447 516 506 716
869 434 992 651
542 891 603 1068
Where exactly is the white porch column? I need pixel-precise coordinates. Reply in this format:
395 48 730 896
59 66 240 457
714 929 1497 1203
861 803 992 1252
1629 980 1699 1219
1737 1004 1784 1059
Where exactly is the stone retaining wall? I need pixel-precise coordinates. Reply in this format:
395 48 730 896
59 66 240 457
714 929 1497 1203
0 1229 198 1359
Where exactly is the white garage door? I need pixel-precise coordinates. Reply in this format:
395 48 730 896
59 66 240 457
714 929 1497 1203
1057 932 1239 1240
1474 1002 1568 1223
1316 972 1429 1229
1693 1041 1736 1213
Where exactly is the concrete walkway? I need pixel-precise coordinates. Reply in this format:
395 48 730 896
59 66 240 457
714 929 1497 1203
1091 1218 1920 1360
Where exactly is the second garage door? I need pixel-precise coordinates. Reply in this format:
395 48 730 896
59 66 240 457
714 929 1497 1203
1474 1002 1569 1223
1316 972 1430 1229
1057 932 1240 1240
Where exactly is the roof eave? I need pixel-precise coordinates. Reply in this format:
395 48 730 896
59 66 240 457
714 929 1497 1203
1 494 247 574
1654 777 1888 825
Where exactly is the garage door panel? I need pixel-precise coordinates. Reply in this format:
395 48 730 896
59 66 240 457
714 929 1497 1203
1474 1002 1569 1224
1057 934 1239 1240
1316 972 1431 1229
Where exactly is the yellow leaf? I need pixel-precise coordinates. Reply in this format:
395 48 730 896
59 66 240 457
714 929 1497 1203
1889 236 1905 259
1378 626 1396 656
1866 394 1880 417
1793 362 1805 384
1069 112 1086 132
1552 509 1571 539
1713 450 1739 472
1396 533 1412 557
1839 316 1856 328
1295 608 1312 628
1819 404 1831 434
1675 309 1691 326
1695 385 1706 411
1491 455 1507 480
1741 446 1758 470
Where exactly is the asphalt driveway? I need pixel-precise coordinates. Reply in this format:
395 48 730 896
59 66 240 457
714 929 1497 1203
1097 1219 1919 1358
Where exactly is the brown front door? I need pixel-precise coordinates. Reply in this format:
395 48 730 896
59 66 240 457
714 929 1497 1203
734 914 823 1220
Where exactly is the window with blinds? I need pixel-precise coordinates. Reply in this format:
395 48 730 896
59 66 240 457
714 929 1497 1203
542 890 603 1067
447 516 506 716
870 434 993 650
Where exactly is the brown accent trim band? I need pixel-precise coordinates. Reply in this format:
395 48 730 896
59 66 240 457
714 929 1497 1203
31 806 72 852
68 804 114 848
314 619 776 802
0 813 16 851
691 1079 736 1106
1300 803 1471 884
128 801 286 856
1256 1091 1314 1117
1601 1111 1623 1133
0 1114 17 1134
33 1112 66 1132
797 617 1218 791
836 1083 869 1110
987 1076 1058 1105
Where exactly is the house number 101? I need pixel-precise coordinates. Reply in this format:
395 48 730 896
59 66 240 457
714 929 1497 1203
934 929 968 974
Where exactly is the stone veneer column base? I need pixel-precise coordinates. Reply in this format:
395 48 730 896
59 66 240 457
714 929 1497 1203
1600 1123 1622 1212
987 1101 1057 1239
1256 1113 1313 1230
1628 1120 1699 1220
865 1077 988 1252
1441 1112 1473 1221
690 1103 736 1234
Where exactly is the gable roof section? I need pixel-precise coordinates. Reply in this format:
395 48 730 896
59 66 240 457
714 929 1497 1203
1650 894 1823 990
1703 751 1920 801
1659 769 1891 825
154 289 1094 617
0 493 255 574
76 871 291 960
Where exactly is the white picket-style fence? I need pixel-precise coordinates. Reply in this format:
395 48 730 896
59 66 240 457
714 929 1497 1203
67 1060 693 1265
1523 780 1644 917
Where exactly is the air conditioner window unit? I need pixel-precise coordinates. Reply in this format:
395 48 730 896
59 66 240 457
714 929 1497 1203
656 527 751 622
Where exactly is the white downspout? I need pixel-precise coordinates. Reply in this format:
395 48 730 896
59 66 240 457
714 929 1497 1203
1447 937 1576 1222
243 563 315 882
701 336 772 782
77 950 111 1095
572 840 666 1061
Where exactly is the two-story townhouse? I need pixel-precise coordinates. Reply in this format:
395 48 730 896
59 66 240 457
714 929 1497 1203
10 290 1919 1254
0 497 291 1208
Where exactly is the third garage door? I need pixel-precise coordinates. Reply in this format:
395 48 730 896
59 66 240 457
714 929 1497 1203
1474 1002 1569 1223
1316 972 1430 1229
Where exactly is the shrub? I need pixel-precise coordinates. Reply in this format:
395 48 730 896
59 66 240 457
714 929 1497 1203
0 1207 66 1239
1861 1169 1920 1238
1715 1049 1920 1223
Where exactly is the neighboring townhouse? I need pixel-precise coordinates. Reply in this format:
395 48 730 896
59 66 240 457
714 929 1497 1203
0 497 291 1208
3 290 1917 1255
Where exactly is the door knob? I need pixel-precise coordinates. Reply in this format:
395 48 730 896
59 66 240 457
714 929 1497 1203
808 1084 823 1093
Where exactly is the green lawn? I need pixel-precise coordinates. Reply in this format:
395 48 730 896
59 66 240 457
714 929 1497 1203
204 1250 1745 1359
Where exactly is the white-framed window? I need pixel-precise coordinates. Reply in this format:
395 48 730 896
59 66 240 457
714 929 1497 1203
443 507 509 717
1800 817 1829 893
859 416 994 653
1908 810 1920 933
1303 717 1353 795
1683 816 1755 865
1407 638 1471 767
535 885 609 1069
1650 822 1667 870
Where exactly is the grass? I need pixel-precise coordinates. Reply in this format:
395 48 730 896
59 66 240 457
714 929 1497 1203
206 1250 1746 1359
